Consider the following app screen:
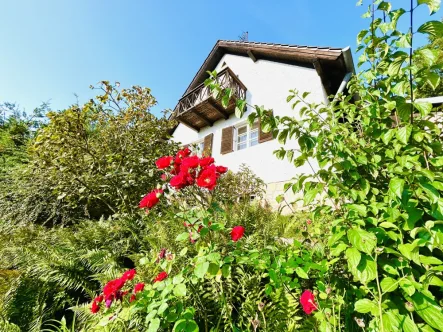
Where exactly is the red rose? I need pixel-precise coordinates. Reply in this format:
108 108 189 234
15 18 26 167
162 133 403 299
161 174 168 181
300 290 317 314
199 157 214 168
91 300 100 314
134 282 145 293
139 189 163 209
216 166 228 174
154 271 168 283
129 294 136 302
175 147 191 164
170 172 188 189
155 156 173 169
103 278 126 299
197 225 203 233
121 269 136 281
231 226 245 242
181 156 200 170
94 295 104 303
196 165 217 190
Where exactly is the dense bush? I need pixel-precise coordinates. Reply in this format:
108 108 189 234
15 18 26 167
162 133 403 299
0 82 178 224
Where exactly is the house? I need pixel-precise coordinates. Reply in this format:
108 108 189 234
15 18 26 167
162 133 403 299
171 40 355 209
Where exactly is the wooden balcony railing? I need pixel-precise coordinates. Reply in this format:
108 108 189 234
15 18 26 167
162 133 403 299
173 67 247 131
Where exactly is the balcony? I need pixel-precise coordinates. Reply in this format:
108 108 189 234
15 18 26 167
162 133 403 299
173 67 247 132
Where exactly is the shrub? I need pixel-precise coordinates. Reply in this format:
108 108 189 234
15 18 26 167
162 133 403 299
1 82 178 224
206 1 443 330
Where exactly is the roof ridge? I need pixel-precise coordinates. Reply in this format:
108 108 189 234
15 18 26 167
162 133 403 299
217 39 345 51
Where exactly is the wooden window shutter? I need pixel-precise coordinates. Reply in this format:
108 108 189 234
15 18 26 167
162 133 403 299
203 133 213 156
258 111 274 143
220 126 234 155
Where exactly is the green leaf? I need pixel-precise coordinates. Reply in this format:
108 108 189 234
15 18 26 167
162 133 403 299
396 125 412 144
176 232 189 242
389 177 405 198
347 228 377 254
388 57 405 76
354 299 378 314
356 255 377 284
194 261 209 279
381 277 398 293
420 182 440 203
148 318 160 332
173 319 199 332
400 279 416 296
295 267 309 279
419 255 443 265
381 129 396 145
417 21 443 37
426 72 441 90
430 157 443 167
173 284 187 297
414 102 433 117
417 0 441 14
207 262 219 276
410 292 443 330
398 243 419 263
346 247 361 272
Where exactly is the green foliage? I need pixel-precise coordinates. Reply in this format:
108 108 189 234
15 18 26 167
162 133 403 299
415 18 443 97
214 164 266 205
0 82 178 224
206 1 443 330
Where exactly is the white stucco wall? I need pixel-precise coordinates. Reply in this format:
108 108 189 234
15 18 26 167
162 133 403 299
172 54 327 186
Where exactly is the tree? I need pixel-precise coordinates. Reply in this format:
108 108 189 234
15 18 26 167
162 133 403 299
28 82 178 220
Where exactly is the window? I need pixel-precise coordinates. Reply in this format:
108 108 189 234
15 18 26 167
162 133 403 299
194 140 205 156
235 122 259 151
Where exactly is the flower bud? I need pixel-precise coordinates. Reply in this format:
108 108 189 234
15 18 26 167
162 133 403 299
405 301 414 312
258 302 265 311
354 317 365 328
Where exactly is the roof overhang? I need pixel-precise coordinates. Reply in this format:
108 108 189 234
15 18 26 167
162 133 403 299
182 40 355 98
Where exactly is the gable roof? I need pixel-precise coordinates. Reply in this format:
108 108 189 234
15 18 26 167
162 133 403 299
181 40 355 98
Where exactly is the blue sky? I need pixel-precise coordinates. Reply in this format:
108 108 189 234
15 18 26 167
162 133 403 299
0 1 438 117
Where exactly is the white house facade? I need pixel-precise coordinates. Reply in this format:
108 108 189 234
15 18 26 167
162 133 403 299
171 40 355 209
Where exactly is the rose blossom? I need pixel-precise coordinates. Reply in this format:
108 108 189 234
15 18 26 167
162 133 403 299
300 290 317 314
155 156 173 169
154 271 168 283
231 226 245 242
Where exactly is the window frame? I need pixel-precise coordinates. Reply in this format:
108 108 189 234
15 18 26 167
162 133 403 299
234 122 259 151
191 140 205 156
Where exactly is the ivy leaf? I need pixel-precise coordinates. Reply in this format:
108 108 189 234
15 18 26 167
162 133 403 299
417 0 441 14
381 277 398 293
396 125 412 145
389 177 405 198
348 228 377 254
417 21 443 37
354 299 378 314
